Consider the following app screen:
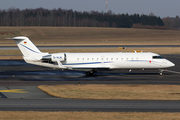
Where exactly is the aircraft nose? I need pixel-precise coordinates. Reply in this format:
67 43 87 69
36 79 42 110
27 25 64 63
168 61 175 67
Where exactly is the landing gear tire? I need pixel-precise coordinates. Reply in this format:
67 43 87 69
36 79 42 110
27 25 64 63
159 69 164 76
159 72 163 76
86 71 94 76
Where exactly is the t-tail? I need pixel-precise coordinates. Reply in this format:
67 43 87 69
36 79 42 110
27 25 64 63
10 36 49 63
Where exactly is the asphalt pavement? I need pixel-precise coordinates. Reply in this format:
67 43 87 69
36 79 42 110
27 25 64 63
0 54 179 112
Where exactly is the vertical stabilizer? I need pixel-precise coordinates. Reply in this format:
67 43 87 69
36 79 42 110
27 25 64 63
11 36 42 57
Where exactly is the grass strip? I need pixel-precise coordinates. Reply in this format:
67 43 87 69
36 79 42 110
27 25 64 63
38 84 180 100
1 27 180 46
0 112 180 120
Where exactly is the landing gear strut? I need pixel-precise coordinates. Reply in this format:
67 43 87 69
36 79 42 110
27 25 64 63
159 69 164 76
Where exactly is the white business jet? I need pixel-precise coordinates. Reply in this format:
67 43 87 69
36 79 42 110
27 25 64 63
10 36 175 76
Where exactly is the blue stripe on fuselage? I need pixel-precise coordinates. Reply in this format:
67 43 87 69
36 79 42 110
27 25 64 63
127 60 161 64
64 62 111 65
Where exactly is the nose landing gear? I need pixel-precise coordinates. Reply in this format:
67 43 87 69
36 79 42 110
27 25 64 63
159 69 164 76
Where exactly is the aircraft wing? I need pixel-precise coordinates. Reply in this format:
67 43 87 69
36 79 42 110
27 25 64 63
70 67 110 69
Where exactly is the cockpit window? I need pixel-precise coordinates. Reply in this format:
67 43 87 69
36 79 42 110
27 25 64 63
153 56 164 59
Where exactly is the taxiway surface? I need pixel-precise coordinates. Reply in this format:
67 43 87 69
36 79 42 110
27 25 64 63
0 54 180 112
1 99 180 112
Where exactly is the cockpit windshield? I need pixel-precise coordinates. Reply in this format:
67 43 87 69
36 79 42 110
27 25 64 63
152 56 164 59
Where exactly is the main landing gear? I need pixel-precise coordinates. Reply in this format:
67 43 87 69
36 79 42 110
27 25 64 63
86 69 96 76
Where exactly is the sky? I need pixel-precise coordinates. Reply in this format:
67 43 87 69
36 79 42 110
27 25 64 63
0 0 179 18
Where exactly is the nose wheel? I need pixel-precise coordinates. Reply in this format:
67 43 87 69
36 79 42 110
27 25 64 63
159 69 164 76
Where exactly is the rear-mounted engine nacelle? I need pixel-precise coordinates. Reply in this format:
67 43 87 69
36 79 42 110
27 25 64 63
51 53 66 62
41 53 66 63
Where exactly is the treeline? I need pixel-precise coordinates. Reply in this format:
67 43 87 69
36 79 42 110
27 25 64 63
162 16 180 29
0 8 164 28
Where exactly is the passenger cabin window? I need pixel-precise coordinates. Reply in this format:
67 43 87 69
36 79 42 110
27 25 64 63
111 58 113 61
92 58 94 60
153 56 164 59
77 58 79 60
